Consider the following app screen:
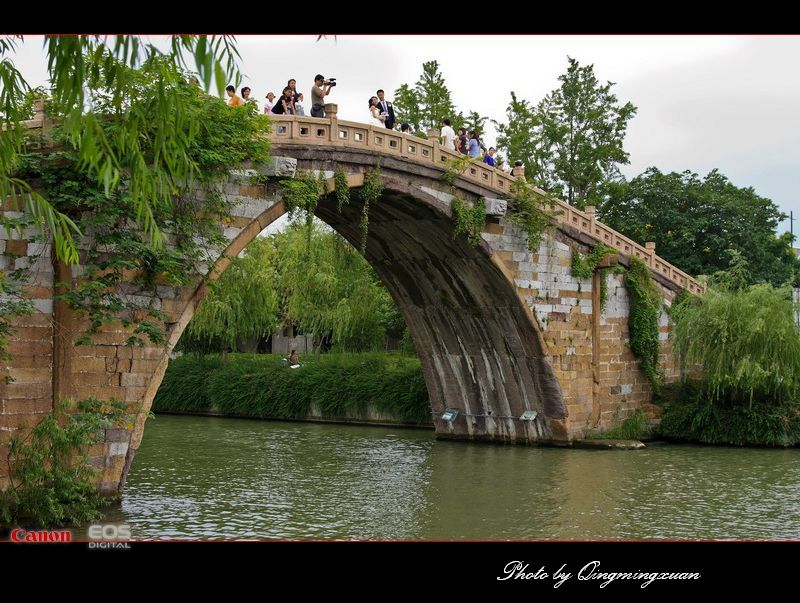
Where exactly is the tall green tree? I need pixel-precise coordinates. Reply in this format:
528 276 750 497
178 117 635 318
495 91 556 190
275 223 400 353
393 60 458 134
460 110 489 141
496 57 636 208
393 60 489 142
600 167 800 285
671 272 800 406
1 35 241 263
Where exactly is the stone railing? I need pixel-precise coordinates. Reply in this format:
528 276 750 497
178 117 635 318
266 110 705 295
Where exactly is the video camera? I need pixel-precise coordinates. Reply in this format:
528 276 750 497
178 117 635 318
325 78 337 87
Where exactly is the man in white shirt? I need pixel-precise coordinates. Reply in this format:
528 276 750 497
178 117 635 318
440 119 456 151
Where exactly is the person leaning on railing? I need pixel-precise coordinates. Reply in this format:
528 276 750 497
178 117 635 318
271 87 295 115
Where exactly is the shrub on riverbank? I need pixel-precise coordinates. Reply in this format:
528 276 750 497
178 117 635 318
671 269 800 406
153 353 431 424
656 381 800 447
662 256 800 446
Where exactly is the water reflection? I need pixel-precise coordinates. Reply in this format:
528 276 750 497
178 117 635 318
81 415 800 540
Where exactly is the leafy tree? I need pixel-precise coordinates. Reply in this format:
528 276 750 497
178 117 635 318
495 91 556 189
12 56 270 349
393 60 457 134
178 222 407 356
1 35 241 263
600 167 800 285
275 223 399 354
180 237 280 356
495 57 636 208
671 257 800 407
392 83 424 134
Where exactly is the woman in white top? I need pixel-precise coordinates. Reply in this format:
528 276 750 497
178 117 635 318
369 96 386 127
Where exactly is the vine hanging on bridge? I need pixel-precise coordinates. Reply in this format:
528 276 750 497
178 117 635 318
358 164 383 254
451 196 486 246
625 256 664 392
439 156 488 247
334 168 350 212
570 242 617 312
506 179 561 253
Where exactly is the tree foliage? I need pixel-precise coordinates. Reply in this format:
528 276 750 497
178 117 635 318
13 58 270 349
392 60 488 138
600 167 800 285
496 57 636 209
0 398 130 527
1 35 242 264
178 222 406 355
182 237 280 352
670 254 800 407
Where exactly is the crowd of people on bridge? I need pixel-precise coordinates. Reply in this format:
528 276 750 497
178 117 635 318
226 76 520 174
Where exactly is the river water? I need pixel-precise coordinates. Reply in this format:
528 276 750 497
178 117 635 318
90 415 800 540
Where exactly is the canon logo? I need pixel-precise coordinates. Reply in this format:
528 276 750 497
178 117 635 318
10 529 72 543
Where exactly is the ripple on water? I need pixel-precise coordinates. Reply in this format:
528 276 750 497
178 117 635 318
95 415 800 540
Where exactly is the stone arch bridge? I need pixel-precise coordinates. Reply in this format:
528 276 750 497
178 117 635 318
0 107 704 494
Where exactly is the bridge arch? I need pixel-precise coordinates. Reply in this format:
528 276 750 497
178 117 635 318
169 150 568 453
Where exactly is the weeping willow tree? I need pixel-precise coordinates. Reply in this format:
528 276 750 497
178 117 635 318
180 237 280 356
274 222 401 355
177 221 406 356
670 253 800 407
1 35 242 263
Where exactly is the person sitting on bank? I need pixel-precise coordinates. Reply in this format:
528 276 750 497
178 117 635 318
288 349 300 368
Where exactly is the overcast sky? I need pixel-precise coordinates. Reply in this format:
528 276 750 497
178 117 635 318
9 34 800 237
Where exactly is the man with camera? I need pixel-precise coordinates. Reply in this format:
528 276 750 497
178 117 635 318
311 74 336 118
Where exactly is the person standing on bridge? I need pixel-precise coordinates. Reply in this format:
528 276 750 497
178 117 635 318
467 131 481 158
369 97 386 127
376 89 395 129
241 87 257 111
311 75 333 118
264 91 276 114
456 127 469 155
294 93 306 116
440 119 456 151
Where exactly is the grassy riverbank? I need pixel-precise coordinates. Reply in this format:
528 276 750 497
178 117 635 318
152 353 432 424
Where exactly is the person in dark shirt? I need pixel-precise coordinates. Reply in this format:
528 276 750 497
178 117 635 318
271 87 294 115
457 127 469 155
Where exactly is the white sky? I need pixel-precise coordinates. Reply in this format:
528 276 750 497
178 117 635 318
9 34 800 237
